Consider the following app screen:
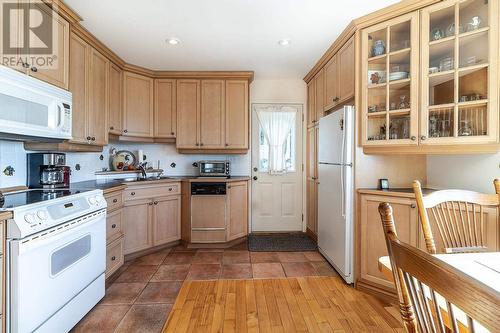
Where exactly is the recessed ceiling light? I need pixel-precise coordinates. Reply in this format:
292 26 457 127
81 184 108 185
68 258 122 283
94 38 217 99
278 39 291 46
166 38 180 45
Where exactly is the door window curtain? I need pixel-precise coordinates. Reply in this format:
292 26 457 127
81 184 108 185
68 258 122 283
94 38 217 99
256 106 296 174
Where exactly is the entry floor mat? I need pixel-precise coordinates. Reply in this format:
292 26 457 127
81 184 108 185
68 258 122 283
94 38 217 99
248 233 317 252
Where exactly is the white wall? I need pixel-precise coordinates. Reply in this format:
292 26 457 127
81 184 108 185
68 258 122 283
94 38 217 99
426 152 500 193
250 79 307 104
0 140 250 188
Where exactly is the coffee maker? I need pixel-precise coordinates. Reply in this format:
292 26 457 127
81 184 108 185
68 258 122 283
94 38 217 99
27 153 71 189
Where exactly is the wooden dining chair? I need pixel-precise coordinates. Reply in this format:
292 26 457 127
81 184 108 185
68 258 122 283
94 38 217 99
379 202 500 333
413 180 500 254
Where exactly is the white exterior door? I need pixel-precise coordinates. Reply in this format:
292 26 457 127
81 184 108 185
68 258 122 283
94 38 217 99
251 103 303 232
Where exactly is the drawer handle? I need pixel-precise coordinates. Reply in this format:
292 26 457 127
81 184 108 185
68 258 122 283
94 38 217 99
131 192 135 196
111 223 116 229
110 126 114 130
411 204 416 209
154 201 159 205
148 202 154 206
113 199 118 203
111 256 116 261
123 129 128 133
168 188 172 191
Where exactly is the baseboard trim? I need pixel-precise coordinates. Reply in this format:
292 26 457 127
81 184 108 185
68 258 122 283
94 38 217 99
306 227 318 242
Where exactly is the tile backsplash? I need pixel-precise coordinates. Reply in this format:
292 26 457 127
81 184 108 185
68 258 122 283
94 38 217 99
0 140 250 188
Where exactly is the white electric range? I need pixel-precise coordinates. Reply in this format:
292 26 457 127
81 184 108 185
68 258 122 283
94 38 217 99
0 188 107 333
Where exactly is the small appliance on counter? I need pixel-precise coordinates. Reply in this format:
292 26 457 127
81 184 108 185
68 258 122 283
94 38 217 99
198 160 230 177
27 153 71 189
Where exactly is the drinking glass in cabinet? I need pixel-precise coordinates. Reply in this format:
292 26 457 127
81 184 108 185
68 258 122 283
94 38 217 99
390 21 411 52
459 0 488 32
459 31 488 68
367 115 387 141
389 115 410 140
428 107 454 138
429 6 455 41
429 39 454 73
367 86 386 113
458 104 487 136
458 67 488 103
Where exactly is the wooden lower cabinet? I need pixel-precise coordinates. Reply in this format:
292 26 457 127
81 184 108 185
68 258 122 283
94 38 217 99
306 179 318 235
227 181 248 241
123 183 182 255
358 194 419 293
153 196 181 246
106 237 124 278
104 189 125 278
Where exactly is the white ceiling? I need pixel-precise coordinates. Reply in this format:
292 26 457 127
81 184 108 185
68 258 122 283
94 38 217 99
65 0 399 79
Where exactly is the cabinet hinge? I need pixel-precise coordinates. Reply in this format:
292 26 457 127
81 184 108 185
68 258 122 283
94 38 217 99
302 214 304 221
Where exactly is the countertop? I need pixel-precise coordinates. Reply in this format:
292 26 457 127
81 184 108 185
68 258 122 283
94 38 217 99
0 211 13 221
357 187 436 198
70 176 251 194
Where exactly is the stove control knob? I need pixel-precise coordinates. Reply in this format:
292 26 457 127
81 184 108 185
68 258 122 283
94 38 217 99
24 213 36 224
89 197 97 205
37 210 48 220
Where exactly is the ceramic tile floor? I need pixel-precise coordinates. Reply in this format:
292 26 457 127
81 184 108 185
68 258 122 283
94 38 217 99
71 242 339 333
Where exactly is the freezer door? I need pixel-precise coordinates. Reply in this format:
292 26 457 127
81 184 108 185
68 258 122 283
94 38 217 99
318 110 343 164
317 163 353 282
318 106 354 165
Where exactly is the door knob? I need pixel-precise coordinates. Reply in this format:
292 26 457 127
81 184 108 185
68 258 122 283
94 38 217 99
253 176 258 181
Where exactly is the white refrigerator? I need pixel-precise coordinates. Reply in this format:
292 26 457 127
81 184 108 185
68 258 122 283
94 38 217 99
317 106 354 284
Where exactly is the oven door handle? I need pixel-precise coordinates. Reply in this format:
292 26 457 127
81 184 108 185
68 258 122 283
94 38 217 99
14 210 106 252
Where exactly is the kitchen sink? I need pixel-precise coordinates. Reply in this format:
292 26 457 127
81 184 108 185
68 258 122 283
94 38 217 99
117 176 173 183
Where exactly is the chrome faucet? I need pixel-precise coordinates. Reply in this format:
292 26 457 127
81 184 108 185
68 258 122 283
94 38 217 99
137 163 148 179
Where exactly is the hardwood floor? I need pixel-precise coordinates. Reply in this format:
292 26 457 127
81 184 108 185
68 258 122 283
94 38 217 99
162 276 404 333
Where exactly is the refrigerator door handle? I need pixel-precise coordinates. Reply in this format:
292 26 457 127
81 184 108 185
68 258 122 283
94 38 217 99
340 108 346 218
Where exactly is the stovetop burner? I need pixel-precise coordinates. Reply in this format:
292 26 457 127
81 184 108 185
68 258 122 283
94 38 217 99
0 189 90 209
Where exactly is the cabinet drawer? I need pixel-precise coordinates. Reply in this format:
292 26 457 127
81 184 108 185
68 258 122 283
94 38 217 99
106 209 123 243
106 237 124 278
105 191 123 212
124 183 180 201
191 230 226 243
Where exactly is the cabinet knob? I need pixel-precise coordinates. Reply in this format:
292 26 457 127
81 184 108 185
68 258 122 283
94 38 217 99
200 143 204 146
228 185 232 189
123 129 128 133
411 204 416 209
168 188 172 191
171 132 175 135
410 136 416 141
225 143 229 147
30 66 38 72
333 97 339 102
111 256 116 261
148 202 153 206
92 137 96 141
113 199 118 203
110 126 114 130
421 135 427 141
22 62 30 69
111 223 116 228
86 136 91 140
131 192 135 196
253 176 258 181
154 201 158 205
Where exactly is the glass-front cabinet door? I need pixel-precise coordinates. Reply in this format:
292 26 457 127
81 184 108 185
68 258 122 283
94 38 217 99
420 0 498 145
361 12 419 146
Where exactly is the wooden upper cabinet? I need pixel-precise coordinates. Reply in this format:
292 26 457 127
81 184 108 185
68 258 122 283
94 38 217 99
314 70 325 121
87 49 109 146
227 181 248 241
324 54 339 111
307 79 316 128
154 79 176 138
108 63 123 135
26 1 69 90
68 32 89 144
153 196 181 246
176 80 200 148
200 80 225 148
225 80 249 149
338 37 355 103
306 127 318 179
123 72 154 137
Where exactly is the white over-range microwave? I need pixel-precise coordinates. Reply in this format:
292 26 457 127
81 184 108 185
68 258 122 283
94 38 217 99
0 65 72 141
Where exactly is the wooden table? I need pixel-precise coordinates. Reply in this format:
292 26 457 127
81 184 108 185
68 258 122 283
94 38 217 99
379 252 500 333
378 252 500 292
